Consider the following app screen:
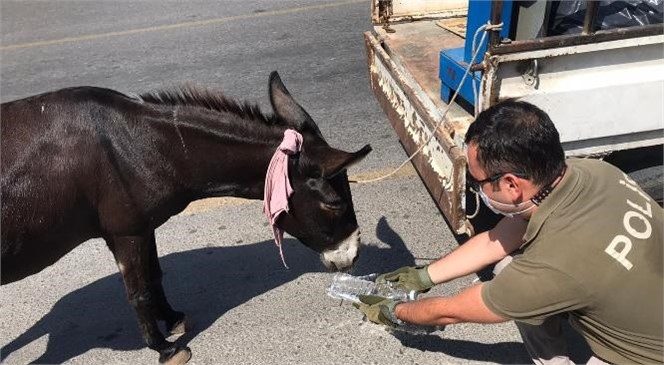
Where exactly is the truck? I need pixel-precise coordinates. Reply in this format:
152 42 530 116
364 0 663 236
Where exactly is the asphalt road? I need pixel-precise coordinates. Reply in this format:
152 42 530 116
0 1 539 364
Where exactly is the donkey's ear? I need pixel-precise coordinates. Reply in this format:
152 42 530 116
320 144 372 179
269 71 324 138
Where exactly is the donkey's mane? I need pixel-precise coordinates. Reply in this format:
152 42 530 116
138 85 277 125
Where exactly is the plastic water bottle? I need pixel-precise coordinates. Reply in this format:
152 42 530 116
326 273 417 303
327 273 445 335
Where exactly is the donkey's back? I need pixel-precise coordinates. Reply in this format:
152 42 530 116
1 87 153 283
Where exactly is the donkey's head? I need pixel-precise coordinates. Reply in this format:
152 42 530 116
268 72 371 271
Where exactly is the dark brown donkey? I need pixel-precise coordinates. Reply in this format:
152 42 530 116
1 72 371 364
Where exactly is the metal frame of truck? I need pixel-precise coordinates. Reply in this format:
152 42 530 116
364 0 664 236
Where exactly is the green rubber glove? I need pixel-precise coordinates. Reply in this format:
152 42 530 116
376 265 435 293
352 295 402 328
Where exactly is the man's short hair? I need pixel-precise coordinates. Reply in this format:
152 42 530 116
464 100 566 187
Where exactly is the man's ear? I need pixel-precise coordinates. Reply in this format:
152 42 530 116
316 145 372 179
503 174 523 195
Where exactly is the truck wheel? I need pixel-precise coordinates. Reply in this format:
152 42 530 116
604 145 663 207
628 165 663 206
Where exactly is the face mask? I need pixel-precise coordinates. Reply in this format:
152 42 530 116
478 189 535 218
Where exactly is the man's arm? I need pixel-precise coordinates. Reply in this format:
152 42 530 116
394 283 506 325
426 217 527 284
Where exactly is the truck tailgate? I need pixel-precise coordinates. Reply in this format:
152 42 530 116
364 20 475 235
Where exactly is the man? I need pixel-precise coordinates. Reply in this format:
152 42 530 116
354 100 663 364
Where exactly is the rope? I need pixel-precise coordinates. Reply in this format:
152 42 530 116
466 21 503 219
466 186 482 219
351 21 503 185
473 21 503 116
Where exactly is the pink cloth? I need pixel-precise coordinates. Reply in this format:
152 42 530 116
263 129 303 268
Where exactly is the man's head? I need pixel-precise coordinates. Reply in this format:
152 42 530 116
464 100 566 217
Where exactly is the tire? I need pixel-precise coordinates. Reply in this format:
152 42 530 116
628 164 664 206
604 145 663 207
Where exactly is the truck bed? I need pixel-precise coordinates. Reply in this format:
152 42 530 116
373 19 473 133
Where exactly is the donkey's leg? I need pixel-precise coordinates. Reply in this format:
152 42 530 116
146 232 190 335
107 235 192 365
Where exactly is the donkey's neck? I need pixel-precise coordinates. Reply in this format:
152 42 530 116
154 105 289 201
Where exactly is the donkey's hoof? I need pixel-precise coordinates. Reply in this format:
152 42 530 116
159 346 192 365
169 316 193 336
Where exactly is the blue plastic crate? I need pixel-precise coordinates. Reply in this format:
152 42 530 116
439 47 481 105
439 0 514 107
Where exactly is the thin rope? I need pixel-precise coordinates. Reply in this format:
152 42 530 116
351 21 503 185
467 21 503 219
466 187 482 219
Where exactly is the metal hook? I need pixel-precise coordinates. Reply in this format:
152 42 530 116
522 59 539 87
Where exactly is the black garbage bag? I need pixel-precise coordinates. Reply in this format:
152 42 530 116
547 0 663 35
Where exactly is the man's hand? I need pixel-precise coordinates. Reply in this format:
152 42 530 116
353 295 402 327
377 265 434 293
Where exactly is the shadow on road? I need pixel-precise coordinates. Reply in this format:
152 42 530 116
1 217 412 363
395 333 531 364
1 216 589 364
391 321 592 365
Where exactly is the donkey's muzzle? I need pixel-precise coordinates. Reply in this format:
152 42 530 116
320 228 361 271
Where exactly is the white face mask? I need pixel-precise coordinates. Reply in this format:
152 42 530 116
477 189 536 218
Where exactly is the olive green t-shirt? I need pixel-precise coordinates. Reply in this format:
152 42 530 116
482 158 663 364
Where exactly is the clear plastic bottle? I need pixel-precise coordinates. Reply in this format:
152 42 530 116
327 273 444 335
326 272 418 303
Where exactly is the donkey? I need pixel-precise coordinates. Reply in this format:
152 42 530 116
0 71 371 364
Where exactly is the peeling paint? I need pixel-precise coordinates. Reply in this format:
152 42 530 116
366 31 471 235
374 55 455 191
